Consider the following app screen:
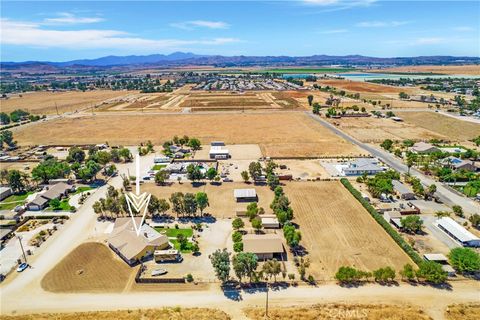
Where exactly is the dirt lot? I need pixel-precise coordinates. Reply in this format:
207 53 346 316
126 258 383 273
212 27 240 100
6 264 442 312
0 308 231 320
245 303 432 320
13 113 363 157
142 182 275 219
1 90 135 115
445 303 480 320
396 111 480 141
326 116 446 142
283 181 413 280
316 79 411 94
194 144 262 160
374 65 480 75
41 242 135 293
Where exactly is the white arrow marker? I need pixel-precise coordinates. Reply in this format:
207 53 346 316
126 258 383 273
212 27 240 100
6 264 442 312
125 153 152 236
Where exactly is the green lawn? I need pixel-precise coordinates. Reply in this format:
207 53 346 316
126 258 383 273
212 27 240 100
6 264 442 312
47 199 72 211
155 227 193 238
152 164 167 170
169 239 195 253
73 186 95 195
0 192 33 210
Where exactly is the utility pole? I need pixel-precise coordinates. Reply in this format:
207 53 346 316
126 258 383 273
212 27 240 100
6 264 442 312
17 235 28 264
265 281 269 318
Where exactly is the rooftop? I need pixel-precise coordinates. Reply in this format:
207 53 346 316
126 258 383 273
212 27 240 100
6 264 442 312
234 188 257 198
243 233 284 254
437 217 480 243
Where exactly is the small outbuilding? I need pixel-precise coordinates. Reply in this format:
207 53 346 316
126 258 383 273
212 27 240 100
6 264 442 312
0 187 12 201
261 216 280 229
392 180 416 200
437 217 480 247
233 188 257 202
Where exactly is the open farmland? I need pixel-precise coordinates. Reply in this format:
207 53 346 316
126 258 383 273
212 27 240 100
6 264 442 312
142 182 274 219
179 91 302 112
316 79 412 94
1 90 135 115
96 93 174 112
41 242 134 293
13 113 363 157
396 111 480 141
326 116 446 142
283 181 413 280
0 308 231 320
373 65 480 75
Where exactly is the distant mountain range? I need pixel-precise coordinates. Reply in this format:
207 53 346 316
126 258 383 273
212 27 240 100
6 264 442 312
2 52 479 73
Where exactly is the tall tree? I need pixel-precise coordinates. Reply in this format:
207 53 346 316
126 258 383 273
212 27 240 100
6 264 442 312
195 192 209 216
210 249 231 283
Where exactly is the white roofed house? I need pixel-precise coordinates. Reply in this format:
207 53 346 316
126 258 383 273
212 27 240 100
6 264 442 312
342 158 384 176
436 217 480 247
209 145 230 159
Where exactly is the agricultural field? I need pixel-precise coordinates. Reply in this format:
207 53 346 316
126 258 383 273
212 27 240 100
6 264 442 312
41 242 134 293
13 113 363 157
179 91 302 112
396 111 480 141
373 65 480 75
316 79 412 94
96 93 174 112
326 116 446 143
283 181 413 280
264 67 356 73
0 308 231 320
142 182 275 219
1 90 135 115
245 304 432 320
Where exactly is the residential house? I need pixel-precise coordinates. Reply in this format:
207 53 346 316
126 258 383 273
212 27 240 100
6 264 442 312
108 217 170 265
243 233 284 260
410 142 441 154
441 156 477 172
342 158 384 176
26 182 73 211
392 180 416 200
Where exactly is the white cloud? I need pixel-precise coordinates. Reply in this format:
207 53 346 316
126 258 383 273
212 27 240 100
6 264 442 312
453 26 475 32
356 20 410 28
414 37 445 45
0 18 239 50
319 28 348 34
171 20 230 30
43 12 104 25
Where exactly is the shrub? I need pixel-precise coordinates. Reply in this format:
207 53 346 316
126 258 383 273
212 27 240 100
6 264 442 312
416 261 448 284
448 247 480 273
185 273 194 282
233 241 243 252
232 231 242 243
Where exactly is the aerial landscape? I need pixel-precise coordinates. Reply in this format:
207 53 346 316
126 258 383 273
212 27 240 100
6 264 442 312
0 1 479 319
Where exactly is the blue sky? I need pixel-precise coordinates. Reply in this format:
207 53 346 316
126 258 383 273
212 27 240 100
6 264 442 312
1 1 479 61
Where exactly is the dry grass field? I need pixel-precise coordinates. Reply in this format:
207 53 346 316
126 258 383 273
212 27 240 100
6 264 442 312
13 113 363 157
326 116 446 142
41 242 134 293
396 111 480 141
445 303 480 320
283 181 413 280
375 65 480 75
1 90 135 115
142 182 275 219
245 303 432 320
0 308 231 320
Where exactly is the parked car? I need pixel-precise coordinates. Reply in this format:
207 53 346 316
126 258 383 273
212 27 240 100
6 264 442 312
151 269 168 276
16 263 28 272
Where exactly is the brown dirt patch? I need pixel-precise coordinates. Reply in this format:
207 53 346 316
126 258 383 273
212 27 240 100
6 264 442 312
1 90 135 115
445 303 480 320
13 113 363 157
283 181 413 280
244 303 431 320
41 242 134 293
326 116 446 143
0 308 231 320
396 111 480 141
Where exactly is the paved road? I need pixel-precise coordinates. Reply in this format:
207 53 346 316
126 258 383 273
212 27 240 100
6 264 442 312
306 112 480 215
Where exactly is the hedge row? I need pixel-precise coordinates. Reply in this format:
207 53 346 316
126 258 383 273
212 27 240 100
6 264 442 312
340 178 423 266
